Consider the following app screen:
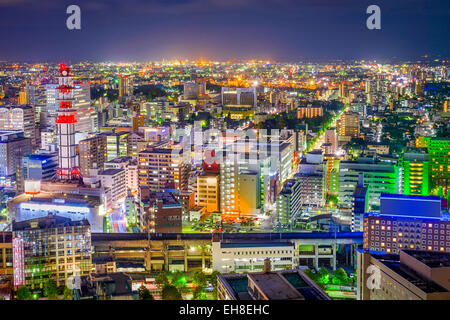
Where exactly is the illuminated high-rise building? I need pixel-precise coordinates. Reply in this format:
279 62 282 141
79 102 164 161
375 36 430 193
337 112 360 138
428 138 450 196
40 128 56 151
337 160 399 211
339 82 348 98
416 136 431 149
21 153 58 182
221 87 257 107
132 114 145 132
0 105 36 147
138 147 190 192
139 190 182 233
182 78 207 100
238 171 260 216
183 81 200 99
118 75 132 99
415 81 424 96
98 168 127 206
18 88 27 105
197 173 220 213
296 105 323 119
12 214 92 289
351 175 368 232
79 135 107 176
363 193 450 254
276 179 302 227
72 81 96 134
0 131 32 187
357 249 450 300
105 131 131 161
294 125 308 153
398 152 430 196
55 64 81 180
220 156 240 217
365 80 372 94
324 129 337 154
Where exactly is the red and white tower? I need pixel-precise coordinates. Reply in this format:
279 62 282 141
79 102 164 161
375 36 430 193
56 64 81 180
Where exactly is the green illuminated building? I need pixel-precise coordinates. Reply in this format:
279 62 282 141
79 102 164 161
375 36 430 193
428 138 450 196
398 152 430 196
337 160 400 212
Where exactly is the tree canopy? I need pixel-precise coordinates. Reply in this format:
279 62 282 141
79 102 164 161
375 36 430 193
161 284 182 300
316 267 330 285
332 268 348 285
193 271 207 289
17 286 31 300
44 279 59 300
63 287 72 300
155 272 169 288
138 285 154 300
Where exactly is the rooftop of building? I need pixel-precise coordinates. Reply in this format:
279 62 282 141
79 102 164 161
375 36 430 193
141 191 181 206
38 180 105 197
9 191 101 208
279 179 298 194
77 272 135 299
99 131 130 137
381 261 447 294
294 172 323 178
365 211 450 221
430 137 450 142
116 262 146 270
402 150 428 159
298 104 322 109
0 104 33 109
139 147 176 154
105 156 132 164
378 193 446 218
359 249 450 294
190 206 205 212
23 154 57 161
92 256 115 264
248 272 303 300
402 249 450 268
199 172 219 177
340 157 388 165
12 213 90 231
220 242 295 249
240 170 258 176
0 131 27 141
219 269 330 300
79 135 106 142
380 193 442 202
307 150 322 155
99 168 124 176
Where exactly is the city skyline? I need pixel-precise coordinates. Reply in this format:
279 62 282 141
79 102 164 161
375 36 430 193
0 0 449 62
0 0 449 304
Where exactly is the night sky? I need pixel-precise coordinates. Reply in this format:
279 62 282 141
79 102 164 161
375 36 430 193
0 0 449 62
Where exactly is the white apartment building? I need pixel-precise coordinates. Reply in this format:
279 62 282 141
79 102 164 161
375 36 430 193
212 241 295 273
220 158 240 216
0 105 36 147
104 157 138 194
98 168 126 207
